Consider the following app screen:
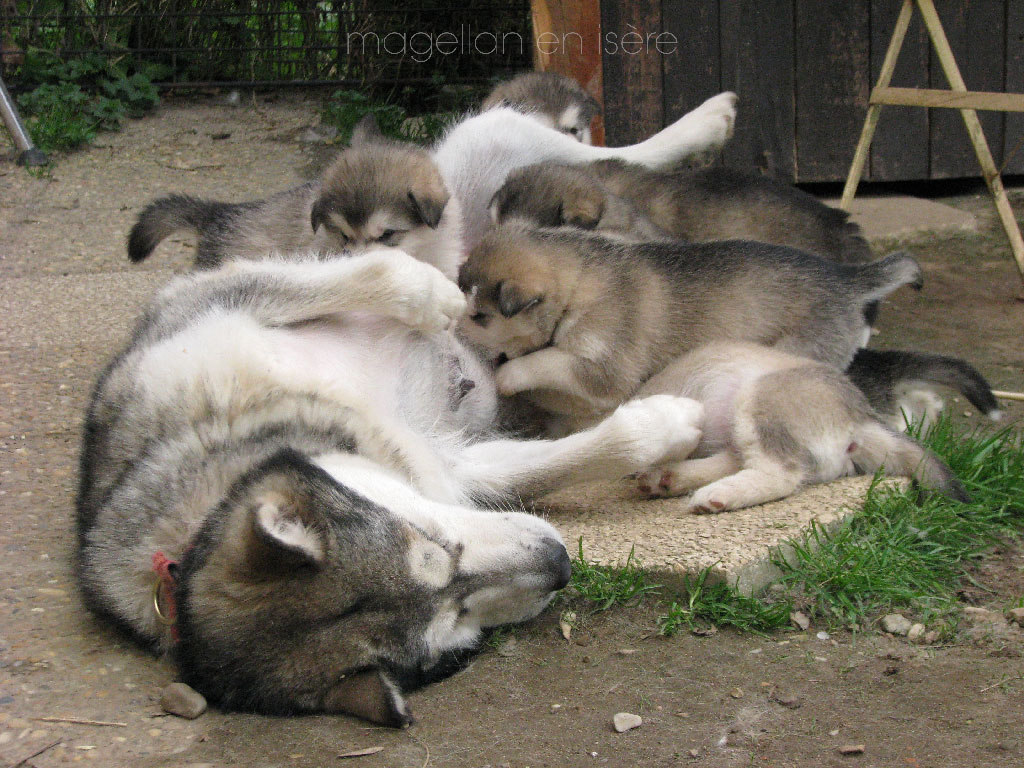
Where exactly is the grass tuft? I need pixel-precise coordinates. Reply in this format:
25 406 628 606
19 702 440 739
565 538 661 611
658 566 791 637
773 416 1024 627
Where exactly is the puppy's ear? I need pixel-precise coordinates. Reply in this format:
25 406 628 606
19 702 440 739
408 186 449 229
560 188 603 229
349 113 382 147
497 280 543 318
311 196 350 235
323 668 413 727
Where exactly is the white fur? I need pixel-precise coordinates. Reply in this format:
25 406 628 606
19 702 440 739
432 93 737 249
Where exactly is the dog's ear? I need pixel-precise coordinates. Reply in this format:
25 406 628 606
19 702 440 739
323 668 412 727
560 188 603 229
496 281 543 318
245 493 326 576
407 185 449 230
349 113 382 147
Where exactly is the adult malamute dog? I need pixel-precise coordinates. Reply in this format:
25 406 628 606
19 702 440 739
77 252 704 725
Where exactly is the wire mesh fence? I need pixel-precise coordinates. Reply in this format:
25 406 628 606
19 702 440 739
1 1 533 102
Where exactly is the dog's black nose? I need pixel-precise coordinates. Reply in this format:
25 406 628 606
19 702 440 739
542 537 571 591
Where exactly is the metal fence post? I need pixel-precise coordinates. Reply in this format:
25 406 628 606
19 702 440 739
0 73 47 166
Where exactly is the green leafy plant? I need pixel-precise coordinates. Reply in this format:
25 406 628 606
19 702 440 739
658 566 792 637
321 89 457 146
565 539 661 612
14 50 162 155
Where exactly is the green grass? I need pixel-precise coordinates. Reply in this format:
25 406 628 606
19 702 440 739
564 415 1023 637
774 417 1024 629
320 89 458 146
565 539 661 611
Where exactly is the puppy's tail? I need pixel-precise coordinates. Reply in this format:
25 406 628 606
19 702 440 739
127 194 227 262
848 348 1001 420
849 251 924 303
849 422 970 503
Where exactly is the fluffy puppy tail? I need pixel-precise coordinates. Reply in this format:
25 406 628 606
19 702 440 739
847 348 1001 420
849 251 924 303
127 194 224 262
849 422 971 503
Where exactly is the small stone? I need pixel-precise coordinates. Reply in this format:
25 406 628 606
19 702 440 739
617 648 638 656
613 712 642 732
963 606 1004 625
816 631 831 641
881 613 912 635
730 687 743 699
907 623 926 643
829 729 840 737
160 682 207 719
148 729 162 738
688 748 700 758
790 611 810 631
838 744 866 755
924 630 939 644
1006 607 1024 625
550 704 562 713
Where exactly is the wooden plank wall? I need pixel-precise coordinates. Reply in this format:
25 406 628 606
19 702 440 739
602 0 1024 182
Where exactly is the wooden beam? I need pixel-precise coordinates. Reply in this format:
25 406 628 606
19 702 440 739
872 86 1024 112
840 0 914 209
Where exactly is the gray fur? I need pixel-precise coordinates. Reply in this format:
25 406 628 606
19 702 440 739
126 135 461 277
482 72 600 141
457 225 922 426
636 342 969 511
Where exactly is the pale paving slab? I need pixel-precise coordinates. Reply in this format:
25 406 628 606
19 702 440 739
823 193 977 241
539 475 903 595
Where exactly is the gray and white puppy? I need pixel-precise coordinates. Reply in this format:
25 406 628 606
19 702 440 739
633 342 969 512
491 160 872 263
127 122 463 279
482 71 601 143
456 226 922 428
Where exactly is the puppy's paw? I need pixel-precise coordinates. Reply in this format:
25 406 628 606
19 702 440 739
494 358 530 397
686 484 732 515
604 395 703 472
636 466 687 499
358 249 466 332
675 91 737 152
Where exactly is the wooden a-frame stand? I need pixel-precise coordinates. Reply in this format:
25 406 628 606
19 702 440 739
840 0 1024 288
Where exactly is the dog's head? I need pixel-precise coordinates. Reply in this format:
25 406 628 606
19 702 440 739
490 164 605 231
457 226 575 360
482 72 601 144
174 449 569 726
309 130 463 279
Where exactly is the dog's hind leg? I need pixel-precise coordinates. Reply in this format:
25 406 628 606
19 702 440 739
457 395 703 501
154 250 465 334
686 462 804 514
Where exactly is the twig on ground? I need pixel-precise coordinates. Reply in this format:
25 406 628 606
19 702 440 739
35 717 127 727
7 739 62 768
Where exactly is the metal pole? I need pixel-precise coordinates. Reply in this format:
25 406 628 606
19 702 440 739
0 73 47 166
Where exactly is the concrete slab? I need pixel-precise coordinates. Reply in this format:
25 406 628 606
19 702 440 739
823 194 978 242
540 476 890 595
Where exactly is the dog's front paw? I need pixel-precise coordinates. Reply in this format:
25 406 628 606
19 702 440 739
358 249 466 332
604 395 703 473
494 358 530 396
636 465 690 498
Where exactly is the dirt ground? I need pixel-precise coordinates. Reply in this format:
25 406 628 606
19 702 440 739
2 93 1023 768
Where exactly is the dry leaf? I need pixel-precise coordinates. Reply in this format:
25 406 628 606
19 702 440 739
338 746 384 758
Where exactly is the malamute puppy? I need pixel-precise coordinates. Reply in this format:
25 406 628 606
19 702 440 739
77 250 704 724
456 226 922 427
633 342 969 512
490 162 1001 426
491 160 872 263
128 122 463 278
482 71 601 143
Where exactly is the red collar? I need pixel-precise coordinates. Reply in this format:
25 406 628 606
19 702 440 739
152 551 180 642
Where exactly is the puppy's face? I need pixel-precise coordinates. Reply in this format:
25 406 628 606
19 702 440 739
310 140 460 276
490 165 605 231
482 73 601 144
457 228 566 360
